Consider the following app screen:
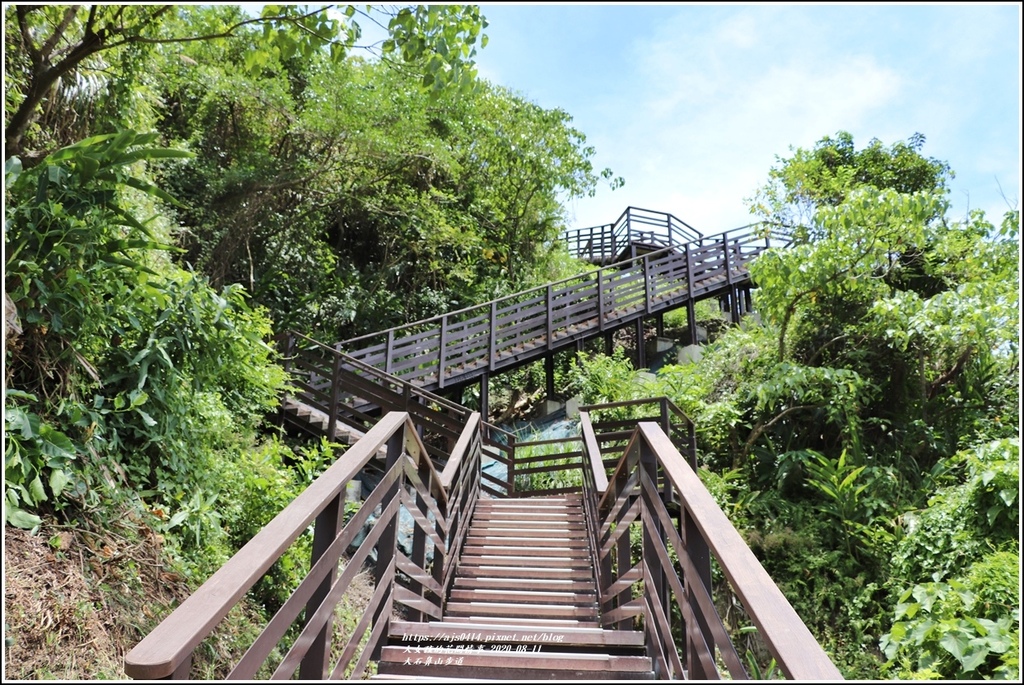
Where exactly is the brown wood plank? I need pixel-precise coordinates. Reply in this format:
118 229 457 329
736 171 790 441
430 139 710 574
452 576 596 592
457 555 592 569
464 535 588 548
379 647 650 672
444 602 597 620
467 529 587 542
455 565 594 581
460 545 589 558
447 588 596 605
388 620 645 647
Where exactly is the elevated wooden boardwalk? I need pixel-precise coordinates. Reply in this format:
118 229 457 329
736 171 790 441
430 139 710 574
280 209 789 441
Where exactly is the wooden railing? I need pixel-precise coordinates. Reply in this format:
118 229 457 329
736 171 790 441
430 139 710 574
562 206 704 264
124 411 482 680
321 223 786 395
583 421 843 680
281 331 517 495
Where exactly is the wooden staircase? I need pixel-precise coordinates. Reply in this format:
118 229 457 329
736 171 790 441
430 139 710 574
376 494 654 680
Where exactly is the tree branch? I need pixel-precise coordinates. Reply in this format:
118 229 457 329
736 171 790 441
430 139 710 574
927 347 974 400
743 404 818 455
39 6 82 62
17 6 42 65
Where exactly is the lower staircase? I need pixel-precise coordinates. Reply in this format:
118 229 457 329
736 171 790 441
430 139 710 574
377 494 654 680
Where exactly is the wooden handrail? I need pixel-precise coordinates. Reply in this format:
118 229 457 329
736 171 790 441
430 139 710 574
579 411 608 494
125 411 468 680
440 412 480 489
639 423 840 680
594 421 843 680
124 412 410 679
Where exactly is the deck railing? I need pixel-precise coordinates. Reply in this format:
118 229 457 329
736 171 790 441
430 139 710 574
562 206 704 264
124 411 479 680
585 421 843 680
305 223 786 396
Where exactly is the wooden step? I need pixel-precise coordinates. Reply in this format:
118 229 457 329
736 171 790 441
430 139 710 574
444 602 597 620
376 645 653 680
471 508 584 519
459 545 589 558
457 554 592 569
454 565 594 581
465 535 589 548
389 620 646 648
466 528 586 539
452 576 597 593
441 614 602 628
448 588 596 605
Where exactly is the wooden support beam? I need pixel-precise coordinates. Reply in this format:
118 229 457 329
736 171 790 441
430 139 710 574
635 318 646 369
545 354 555 399
479 372 489 423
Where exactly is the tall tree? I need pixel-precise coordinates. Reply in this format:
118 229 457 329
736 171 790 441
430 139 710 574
749 131 953 236
4 4 487 163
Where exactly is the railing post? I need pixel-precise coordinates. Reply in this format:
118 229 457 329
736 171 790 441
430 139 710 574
372 428 405 659
299 483 343 679
678 419 713 680
327 352 342 442
546 284 553 348
643 253 653 315
507 433 516 496
410 464 429 624
488 301 497 372
597 269 605 331
385 330 394 375
438 315 448 389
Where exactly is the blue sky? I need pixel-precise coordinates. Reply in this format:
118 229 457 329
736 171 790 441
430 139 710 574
468 3 1021 235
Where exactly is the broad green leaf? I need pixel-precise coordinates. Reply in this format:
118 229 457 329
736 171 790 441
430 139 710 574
49 468 70 497
5 506 42 530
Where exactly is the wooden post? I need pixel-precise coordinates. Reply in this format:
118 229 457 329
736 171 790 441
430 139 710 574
635 318 646 369
639 437 667 648
597 269 606 331
371 428 405 661
680 416 712 679
508 433 516 496
685 244 697 343
385 330 394 375
643 254 653 315
546 284 553 347
300 486 343 679
327 353 342 442
479 373 489 423
604 331 614 356
488 301 497 372
438 315 448 389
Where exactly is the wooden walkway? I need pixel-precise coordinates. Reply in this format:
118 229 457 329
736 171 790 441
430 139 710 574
280 213 789 442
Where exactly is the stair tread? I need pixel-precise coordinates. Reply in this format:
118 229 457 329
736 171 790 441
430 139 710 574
448 588 595 604
453 577 597 592
379 646 651 669
457 555 592 568
465 535 589 547
460 545 589 557
390 620 645 646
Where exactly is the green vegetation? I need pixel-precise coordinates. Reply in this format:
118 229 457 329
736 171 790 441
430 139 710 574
568 132 1019 679
4 3 1017 680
